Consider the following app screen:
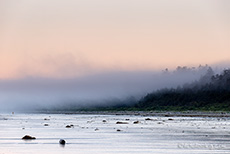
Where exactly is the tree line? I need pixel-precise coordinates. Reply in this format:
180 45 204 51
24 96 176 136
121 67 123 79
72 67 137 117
136 67 230 111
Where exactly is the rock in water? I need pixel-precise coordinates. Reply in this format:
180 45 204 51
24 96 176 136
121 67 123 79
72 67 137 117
59 139 66 145
116 121 129 124
66 125 74 128
133 121 140 124
22 135 36 140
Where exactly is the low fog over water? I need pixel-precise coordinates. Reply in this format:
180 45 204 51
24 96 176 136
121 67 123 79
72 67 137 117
0 65 222 112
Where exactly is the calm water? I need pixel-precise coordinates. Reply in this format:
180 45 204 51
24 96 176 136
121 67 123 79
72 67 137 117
0 113 230 154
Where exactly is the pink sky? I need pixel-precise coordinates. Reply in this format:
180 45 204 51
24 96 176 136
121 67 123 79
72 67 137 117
0 0 230 79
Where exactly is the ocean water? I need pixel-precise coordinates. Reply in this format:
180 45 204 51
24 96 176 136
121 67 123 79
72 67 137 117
0 113 230 154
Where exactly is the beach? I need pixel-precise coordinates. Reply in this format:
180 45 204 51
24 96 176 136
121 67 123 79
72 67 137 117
0 112 230 154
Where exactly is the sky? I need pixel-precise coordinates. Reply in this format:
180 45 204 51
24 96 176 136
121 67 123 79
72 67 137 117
0 0 230 79
1 0 230 111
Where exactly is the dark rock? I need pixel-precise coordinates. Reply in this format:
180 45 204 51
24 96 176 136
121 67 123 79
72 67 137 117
102 120 107 123
145 118 153 121
168 118 174 121
66 125 74 128
44 124 49 126
59 139 66 145
116 121 128 124
22 135 36 140
117 129 121 132
133 121 140 124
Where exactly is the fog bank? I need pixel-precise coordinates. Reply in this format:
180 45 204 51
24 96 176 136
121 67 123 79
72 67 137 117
0 65 215 112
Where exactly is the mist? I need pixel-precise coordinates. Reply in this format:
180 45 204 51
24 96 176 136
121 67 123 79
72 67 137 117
0 65 217 112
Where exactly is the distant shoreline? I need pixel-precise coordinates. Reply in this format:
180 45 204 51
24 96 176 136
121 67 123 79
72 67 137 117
31 110 230 117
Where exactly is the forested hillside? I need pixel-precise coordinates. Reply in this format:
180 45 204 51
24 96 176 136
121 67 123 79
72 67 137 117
136 68 230 111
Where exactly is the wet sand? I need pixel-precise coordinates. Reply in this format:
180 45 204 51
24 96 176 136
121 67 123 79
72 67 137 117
0 113 230 154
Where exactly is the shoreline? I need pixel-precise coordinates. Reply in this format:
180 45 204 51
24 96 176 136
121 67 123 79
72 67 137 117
1 112 230 154
29 110 230 117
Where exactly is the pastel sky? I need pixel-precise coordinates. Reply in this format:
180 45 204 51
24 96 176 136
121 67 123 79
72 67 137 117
1 0 230 79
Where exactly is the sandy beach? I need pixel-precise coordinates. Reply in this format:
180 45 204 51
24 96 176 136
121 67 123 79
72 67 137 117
0 112 230 154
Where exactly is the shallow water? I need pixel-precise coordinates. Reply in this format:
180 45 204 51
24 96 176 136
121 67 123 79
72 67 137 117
0 113 230 154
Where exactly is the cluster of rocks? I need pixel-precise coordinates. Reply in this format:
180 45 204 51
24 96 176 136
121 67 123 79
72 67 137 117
21 117 68 145
22 135 66 145
21 116 175 147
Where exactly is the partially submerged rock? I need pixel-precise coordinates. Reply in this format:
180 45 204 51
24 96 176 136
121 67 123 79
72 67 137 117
59 139 66 145
66 124 74 128
133 121 140 124
22 135 36 140
145 118 153 121
116 121 128 124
